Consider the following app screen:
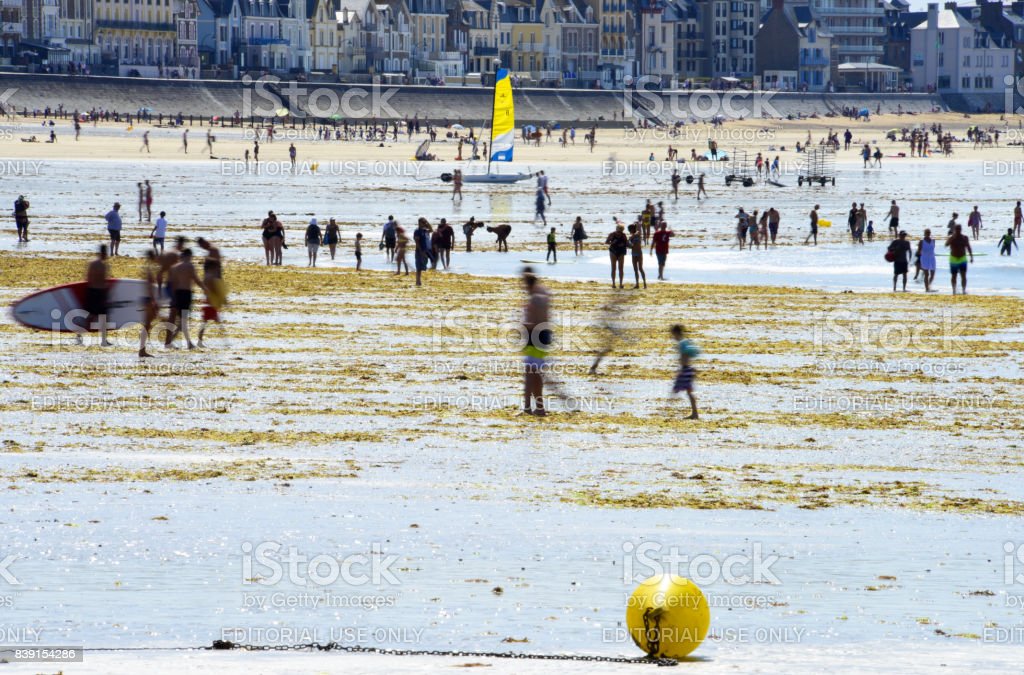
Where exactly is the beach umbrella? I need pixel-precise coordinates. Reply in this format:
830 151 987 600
888 128 900 133
330 114 343 120
450 123 466 130
276 108 289 117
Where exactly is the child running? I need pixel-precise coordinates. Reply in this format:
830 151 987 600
670 324 699 419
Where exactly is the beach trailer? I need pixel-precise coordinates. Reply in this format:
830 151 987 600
724 149 756 187
797 147 836 186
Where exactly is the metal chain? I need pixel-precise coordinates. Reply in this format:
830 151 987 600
206 640 678 666
641 608 662 658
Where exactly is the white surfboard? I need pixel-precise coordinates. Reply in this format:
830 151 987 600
12 279 148 332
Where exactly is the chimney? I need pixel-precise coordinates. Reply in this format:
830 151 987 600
927 2 938 28
944 1 957 9
772 0 783 11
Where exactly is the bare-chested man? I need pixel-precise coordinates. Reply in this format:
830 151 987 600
487 224 512 252
164 248 206 349
139 249 159 357
521 267 551 416
85 245 112 347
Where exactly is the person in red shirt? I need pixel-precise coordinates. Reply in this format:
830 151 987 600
650 220 675 281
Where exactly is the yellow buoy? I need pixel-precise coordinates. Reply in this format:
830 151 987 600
625 574 710 659
818 218 832 228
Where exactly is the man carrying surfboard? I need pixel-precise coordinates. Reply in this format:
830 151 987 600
85 245 112 347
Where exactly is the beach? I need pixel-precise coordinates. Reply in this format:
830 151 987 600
1 110 1024 673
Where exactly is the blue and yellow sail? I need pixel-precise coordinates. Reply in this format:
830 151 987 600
489 68 514 163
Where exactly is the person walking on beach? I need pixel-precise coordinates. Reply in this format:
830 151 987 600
140 130 150 153
968 206 982 240
670 169 681 200
946 224 974 295
884 200 898 237
253 140 260 163
381 215 398 262
288 143 297 168
888 231 912 292
436 218 454 269
164 249 206 350
205 129 214 156
628 224 647 288
805 205 819 246
139 249 159 357
324 217 339 260
606 222 628 289
355 233 363 270
696 173 707 201
85 245 112 347
260 211 282 266
735 208 748 250
546 227 558 263
394 226 409 275
196 237 225 348
414 219 432 286
649 220 674 281
151 210 168 253
947 212 959 235
105 202 122 256
521 266 552 416
305 218 322 267
538 171 551 205
999 228 1018 256
452 169 463 201
670 324 699 419
144 180 153 222
768 207 780 245
14 194 29 242
918 229 937 292
862 143 871 168
571 216 587 256
589 293 626 374
847 202 858 239
136 182 145 222
535 189 547 226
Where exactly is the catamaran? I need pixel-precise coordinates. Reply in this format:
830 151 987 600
441 68 534 185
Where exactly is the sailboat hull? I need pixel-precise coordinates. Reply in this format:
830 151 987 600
461 173 533 184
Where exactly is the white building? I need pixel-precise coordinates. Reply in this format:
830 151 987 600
911 2 1014 93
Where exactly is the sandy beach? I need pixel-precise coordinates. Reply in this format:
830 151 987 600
1 108 1024 673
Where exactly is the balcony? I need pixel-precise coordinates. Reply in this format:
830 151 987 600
96 19 175 32
249 37 289 46
833 25 885 35
838 44 884 54
799 54 829 66
471 45 498 56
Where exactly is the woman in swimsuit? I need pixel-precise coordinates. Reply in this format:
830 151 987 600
260 211 277 266
324 218 340 260
605 222 629 289
273 221 286 265
571 216 586 256
627 224 646 289
394 226 409 275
